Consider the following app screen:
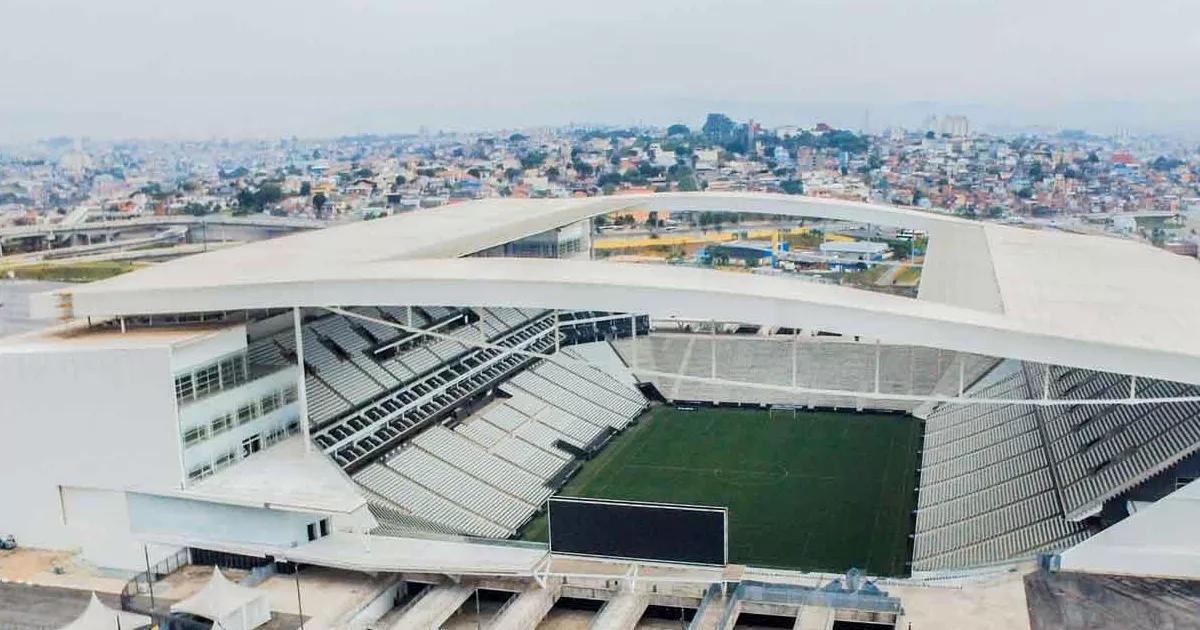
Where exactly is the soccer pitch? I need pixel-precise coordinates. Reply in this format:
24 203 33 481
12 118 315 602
524 406 922 576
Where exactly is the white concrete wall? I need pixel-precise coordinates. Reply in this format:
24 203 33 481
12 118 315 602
178 366 299 477
170 324 247 373
1058 478 1200 579
128 492 322 549
61 486 179 571
0 345 183 569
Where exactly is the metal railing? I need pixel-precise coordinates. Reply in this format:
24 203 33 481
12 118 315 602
120 548 191 614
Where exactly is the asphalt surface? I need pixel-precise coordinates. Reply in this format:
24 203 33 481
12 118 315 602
0 582 305 630
0 582 127 629
1026 570 1200 630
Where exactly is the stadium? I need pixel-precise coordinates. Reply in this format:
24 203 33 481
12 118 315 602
3 192 1200 629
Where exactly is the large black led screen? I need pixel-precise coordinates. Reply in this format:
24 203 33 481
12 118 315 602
548 497 727 565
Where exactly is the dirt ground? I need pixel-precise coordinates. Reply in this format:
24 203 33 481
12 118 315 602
0 548 128 594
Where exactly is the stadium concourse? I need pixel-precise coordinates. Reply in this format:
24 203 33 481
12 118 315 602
3 193 1200 629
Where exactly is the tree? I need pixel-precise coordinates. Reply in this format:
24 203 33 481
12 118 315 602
312 192 328 213
780 180 804 195
504 167 522 181
702 113 736 140
520 151 546 169
508 133 528 143
299 182 311 197
572 160 594 177
666 124 690 137
645 211 659 229
394 174 407 187
1151 156 1184 172
182 202 210 216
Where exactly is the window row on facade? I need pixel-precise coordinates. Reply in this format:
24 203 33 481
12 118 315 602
174 351 252 403
182 384 299 449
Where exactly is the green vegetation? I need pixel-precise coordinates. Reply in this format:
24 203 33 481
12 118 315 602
894 265 922 286
841 263 889 287
4 260 143 282
524 407 921 575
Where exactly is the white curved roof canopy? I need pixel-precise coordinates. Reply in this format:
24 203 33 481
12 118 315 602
32 193 1200 385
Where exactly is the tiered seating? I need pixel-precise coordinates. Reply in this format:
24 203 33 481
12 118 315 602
492 437 565 478
310 315 401 388
356 342 647 539
315 313 557 469
413 426 552 504
247 337 288 368
613 334 971 411
465 401 584 461
914 359 1200 573
913 362 1090 572
386 447 531 531
1034 365 1200 519
351 306 423 345
277 330 384 406
306 377 352 425
352 463 508 538
505 370 632 429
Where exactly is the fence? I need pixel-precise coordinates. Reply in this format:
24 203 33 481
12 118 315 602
119 547 191 614
716 578 903 629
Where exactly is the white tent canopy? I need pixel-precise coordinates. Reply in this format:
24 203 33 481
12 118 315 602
60 593 151 630
170 567 271 630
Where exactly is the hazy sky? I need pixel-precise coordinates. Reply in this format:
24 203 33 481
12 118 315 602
3 0 1200 141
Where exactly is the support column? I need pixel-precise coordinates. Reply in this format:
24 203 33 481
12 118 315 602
958 358 966 397
791 331 798 387
630 314 638 371
293 307 312 453
710 321 717 380
874 339 882 394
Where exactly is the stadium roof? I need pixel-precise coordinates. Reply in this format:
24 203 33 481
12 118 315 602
30 193 1200 384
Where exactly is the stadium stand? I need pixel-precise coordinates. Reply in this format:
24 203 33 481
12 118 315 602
613 333 977 410
341 337 647 538
913 359 1200 573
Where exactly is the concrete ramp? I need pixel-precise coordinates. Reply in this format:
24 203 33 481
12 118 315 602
385 583 474 630
687 587 727 630
792 605 834 630
589 591 649 630
486 586 558 630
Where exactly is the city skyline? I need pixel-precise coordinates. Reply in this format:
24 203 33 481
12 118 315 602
4 0 1200 141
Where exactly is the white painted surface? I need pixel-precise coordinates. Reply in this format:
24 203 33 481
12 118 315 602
0 344 181 569
61 486 181 571
30 193 1200 384
1058 478 1200 579
170 324 247 373
128 492 322 549
180 435 366 514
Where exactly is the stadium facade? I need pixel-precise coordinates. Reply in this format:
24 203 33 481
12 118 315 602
2 192 1198 589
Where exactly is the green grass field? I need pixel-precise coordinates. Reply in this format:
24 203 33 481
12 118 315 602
523 406 922 576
